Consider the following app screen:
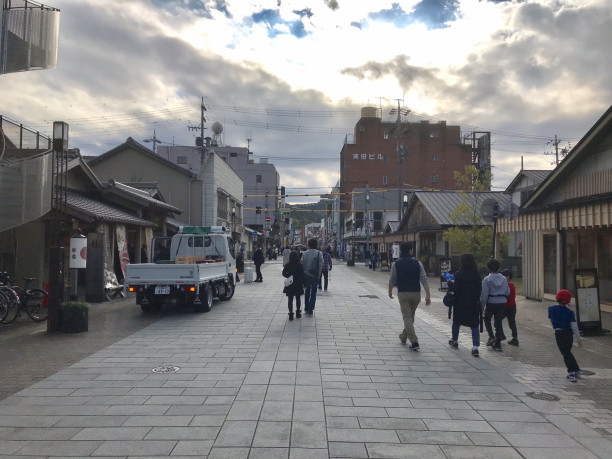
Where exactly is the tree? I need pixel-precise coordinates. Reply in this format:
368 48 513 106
443 165 505 264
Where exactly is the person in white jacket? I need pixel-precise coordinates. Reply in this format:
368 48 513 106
480 258 510 351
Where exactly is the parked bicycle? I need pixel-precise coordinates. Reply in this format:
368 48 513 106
0 273 49 324
0 284 18 322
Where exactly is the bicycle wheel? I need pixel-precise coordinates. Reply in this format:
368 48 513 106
0 287 20 324
0 290 8 322
25 289 49 322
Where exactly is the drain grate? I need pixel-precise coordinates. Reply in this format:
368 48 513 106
359 295 379 299
525 391 560 401
151 365 180 374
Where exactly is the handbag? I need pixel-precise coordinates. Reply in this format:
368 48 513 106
443 291 454 307
283 275 294 287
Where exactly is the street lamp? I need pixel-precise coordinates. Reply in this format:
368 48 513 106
49 121 69 332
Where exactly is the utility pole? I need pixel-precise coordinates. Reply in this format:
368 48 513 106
545 135 571 166
390 99 410 221
188 97 207 163
143 129 161 154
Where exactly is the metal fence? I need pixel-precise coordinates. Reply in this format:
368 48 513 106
1 0 60 74
0 115 53 232
0 149 52 232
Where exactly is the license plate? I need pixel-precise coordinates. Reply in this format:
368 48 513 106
155 285 170 295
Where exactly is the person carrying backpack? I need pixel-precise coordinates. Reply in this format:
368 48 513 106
301 238 323 316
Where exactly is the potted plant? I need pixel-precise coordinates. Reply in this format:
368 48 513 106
60 301 90 333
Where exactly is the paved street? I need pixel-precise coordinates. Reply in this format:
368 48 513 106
1 261 612 458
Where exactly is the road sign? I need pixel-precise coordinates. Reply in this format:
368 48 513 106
266 216 271 222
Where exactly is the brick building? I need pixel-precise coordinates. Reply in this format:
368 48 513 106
339 107 474 217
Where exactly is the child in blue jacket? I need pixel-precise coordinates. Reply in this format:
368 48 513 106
548 289 583 382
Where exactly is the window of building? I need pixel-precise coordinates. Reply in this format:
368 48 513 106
383 129 389 139
382 176 388 185
430 154 438 161
177 156 187 164
430 130 439 138
256 175 262 183
230 152 237 157
430 175 438 183
374 212 383 231
217 194 228 219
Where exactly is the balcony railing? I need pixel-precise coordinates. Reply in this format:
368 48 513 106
1 0 60 74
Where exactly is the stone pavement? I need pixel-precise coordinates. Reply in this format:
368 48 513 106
1 262 612 457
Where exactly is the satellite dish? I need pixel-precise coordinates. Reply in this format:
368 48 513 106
212 122 224 135
480 198 499 223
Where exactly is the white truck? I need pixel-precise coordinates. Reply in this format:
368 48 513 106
125 226 236 313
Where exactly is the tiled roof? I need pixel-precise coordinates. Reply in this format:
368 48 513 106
413 191 513 226
65 190 155 226
103 180 182 213
522 170 551 183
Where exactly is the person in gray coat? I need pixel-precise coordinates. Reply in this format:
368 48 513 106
480 258 510 351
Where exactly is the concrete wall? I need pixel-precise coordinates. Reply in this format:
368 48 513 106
15 220 46 289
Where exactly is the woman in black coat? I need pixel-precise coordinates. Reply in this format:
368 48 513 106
449 253 482 356
282 250 305 320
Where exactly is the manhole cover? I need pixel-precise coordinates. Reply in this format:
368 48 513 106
359 295 378 299
151 365 180 374
580 370 596 376
525 392 560 401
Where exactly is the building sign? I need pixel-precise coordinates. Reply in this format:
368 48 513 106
352 154 385 160
574 268 602 333
392 243 400 260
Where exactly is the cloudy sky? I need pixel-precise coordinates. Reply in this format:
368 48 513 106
3 0 611 203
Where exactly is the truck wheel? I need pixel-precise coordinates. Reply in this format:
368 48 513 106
218 278 235 301
195 283 213 313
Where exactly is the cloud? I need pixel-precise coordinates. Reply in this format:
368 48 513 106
324 0 339 11
293 8 313 19
369 0 462 30
250 8 311 39
151 0 231 19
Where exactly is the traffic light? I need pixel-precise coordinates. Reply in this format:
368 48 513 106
280 210 283 215
256 206 261 214
280 186 286 198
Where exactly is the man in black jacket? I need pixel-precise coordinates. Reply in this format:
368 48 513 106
388 242 431 350
253 245 265 282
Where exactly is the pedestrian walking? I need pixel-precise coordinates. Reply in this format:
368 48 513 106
448 254 482 357
388 242 431 350
301 238 323 316
282 250 305 320
371 251 379 271
318 246 332 291
252 244 265 282
481 258 510 351
501 269 519 346
548 289 583 382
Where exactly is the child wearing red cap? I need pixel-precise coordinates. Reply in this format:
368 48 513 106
548 289 583 382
